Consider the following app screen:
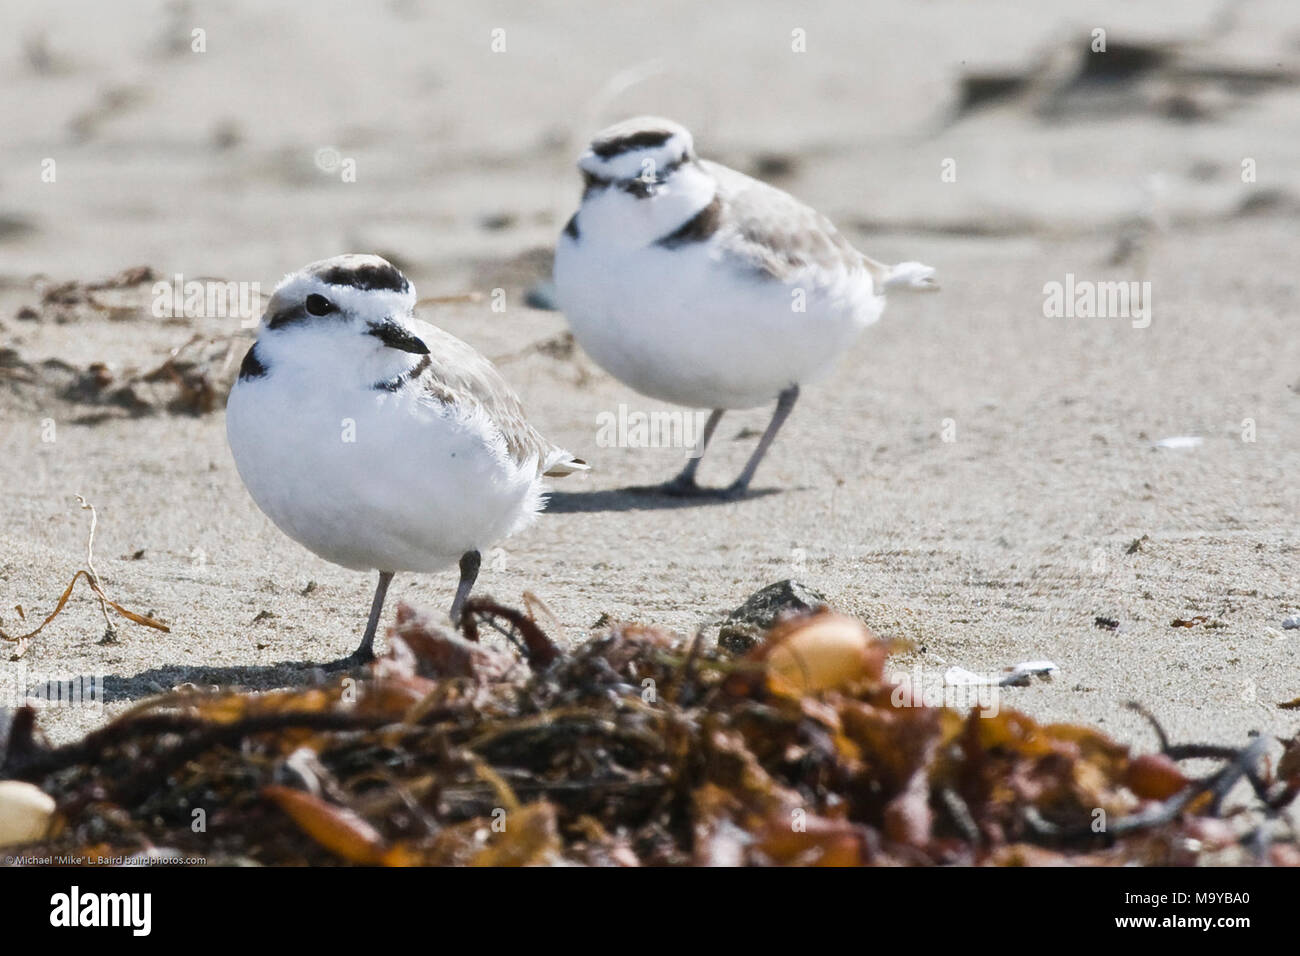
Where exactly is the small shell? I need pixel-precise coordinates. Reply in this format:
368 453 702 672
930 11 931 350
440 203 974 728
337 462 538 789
1125 753 1188 801
0 780 56 848
758 612 886 697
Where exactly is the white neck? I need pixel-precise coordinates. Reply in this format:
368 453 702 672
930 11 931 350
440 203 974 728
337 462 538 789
254 323 418 390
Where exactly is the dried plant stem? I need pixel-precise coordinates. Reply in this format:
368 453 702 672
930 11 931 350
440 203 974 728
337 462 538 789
0 496 170 657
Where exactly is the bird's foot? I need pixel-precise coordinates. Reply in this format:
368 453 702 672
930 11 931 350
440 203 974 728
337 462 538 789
718 480 752 501
656 474 710 497
321 647 375 672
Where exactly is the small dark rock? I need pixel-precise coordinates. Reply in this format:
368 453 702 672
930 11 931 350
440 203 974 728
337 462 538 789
0 214 34 241
524 281 558 311
751 153 797 179
211 119 242 151
718 580 828 653
479 211 516 231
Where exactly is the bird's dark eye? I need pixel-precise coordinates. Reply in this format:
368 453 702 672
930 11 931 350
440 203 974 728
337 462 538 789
305 293 334 316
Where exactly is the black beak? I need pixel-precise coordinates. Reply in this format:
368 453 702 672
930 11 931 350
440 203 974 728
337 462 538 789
367 320 429 355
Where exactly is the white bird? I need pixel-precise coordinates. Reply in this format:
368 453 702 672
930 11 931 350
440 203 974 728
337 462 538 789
553 116 938 497
226 255 586 665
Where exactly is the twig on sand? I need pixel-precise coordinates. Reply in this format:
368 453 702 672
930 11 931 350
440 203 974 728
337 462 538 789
0 496 169 658
76 494 115 639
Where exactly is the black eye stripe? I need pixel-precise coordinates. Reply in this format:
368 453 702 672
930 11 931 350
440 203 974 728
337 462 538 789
265 303 309 329
582 156 687 198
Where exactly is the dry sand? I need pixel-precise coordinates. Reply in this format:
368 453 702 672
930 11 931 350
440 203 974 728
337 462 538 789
0 0 1297 760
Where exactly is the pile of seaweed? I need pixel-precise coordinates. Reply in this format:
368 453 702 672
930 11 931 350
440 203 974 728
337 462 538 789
3 599 1297 866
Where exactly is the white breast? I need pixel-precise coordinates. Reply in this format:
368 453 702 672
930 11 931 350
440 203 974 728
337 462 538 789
226 371 543 573
554 193 881 410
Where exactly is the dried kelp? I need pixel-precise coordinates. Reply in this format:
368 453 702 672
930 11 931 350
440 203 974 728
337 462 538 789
1 602 1295 866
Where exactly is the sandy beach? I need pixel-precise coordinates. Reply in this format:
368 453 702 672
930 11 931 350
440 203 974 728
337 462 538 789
1 0 1297 769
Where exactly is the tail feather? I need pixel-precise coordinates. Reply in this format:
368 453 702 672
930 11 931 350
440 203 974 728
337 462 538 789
543 452 590 478
883 260 939 292
862 255 940 293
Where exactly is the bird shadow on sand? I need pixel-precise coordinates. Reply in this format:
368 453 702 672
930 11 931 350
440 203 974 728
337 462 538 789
100 658 351 704
545 485 784 513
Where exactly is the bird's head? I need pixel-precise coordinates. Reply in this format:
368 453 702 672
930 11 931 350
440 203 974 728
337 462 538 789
250 255 429 379
578 116 697 199
568 117 717 249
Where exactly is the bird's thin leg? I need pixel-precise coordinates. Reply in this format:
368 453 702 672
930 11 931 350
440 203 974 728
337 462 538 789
450 550 481 623
332 570 393 668
660 408 725 496
724 384 799 498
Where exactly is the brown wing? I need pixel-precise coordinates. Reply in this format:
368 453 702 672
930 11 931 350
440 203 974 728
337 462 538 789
702 160 890 288
409 320 587 478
